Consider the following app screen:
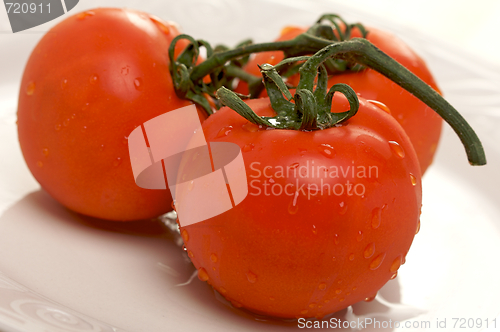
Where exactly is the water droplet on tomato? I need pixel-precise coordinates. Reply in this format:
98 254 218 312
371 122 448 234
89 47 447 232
371 209 381 229
364 243 375 258
198 267 209 281
99 144 105 151
150 16 171 35
318 283 327 290
319 144 336 158
82 103 89 111
42 148 49 157
242 143 254 152
134 78 143 91
335 289 342 295
231 301 242 308
26 82 35 95
416 219 421 234
390 255 402 273
89 75 98 84
181 229 189 243
300 309 308 315
242 121 259 132
339 298 345 302
36 161 43 168
349 254 355 261
391 272 398 280
187 250 194 258
388 141 405 158
54 124 61 131
121 67 129 75
216 126 233 138
288 192 299 215
337 279 343 284
309 303 317 309
369 253 386 270
61 79 68 89
367 100 391 114
246 271 257 283
364 295 376 302
338 201 347 215
77 11 95 20
352 286 357 291
356 231 364 242
371 205 387 229
334 233 339 245
410 173 417 186
63 119 70 127
210 253 217 263
219 287 227 294
332 256 336 262
113 157 122 167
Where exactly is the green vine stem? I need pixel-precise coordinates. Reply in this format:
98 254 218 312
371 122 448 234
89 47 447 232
217 39 486 166
295 38 485 166
189 33 331 82
217 56 360 132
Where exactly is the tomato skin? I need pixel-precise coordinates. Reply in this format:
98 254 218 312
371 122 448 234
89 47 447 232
180 97 421 318
17 8 202 221
237 26 442 174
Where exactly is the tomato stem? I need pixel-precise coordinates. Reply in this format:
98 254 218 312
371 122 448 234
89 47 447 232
297 38 485 165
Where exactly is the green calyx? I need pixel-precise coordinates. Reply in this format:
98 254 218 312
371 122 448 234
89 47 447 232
216 61 359 131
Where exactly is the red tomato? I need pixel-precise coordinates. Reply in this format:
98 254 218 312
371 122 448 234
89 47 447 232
17 8 204 221
237 25 442 174
180 96 422 318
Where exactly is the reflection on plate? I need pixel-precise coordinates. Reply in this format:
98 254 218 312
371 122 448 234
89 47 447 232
1 0 500 331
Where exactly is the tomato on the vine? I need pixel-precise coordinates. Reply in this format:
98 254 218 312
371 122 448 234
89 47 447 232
17 8 204 221
237 25 442 174
180 95 422 318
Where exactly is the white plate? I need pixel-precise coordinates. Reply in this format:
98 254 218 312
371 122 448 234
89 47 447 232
1 1 500 331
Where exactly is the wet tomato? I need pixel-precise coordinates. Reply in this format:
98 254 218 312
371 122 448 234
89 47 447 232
180 96 422 318
17 8 204 221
